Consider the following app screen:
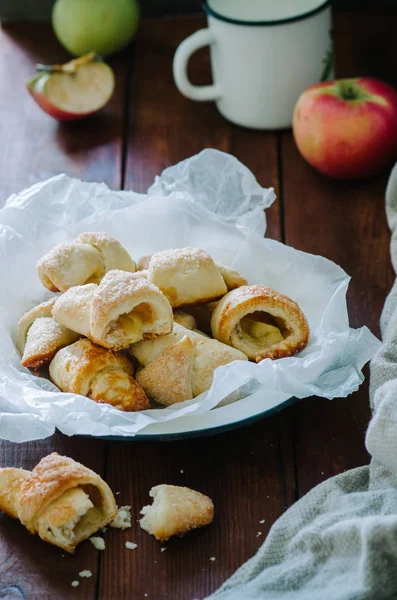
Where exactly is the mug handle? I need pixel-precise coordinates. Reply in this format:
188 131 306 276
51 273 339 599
173 29 222 102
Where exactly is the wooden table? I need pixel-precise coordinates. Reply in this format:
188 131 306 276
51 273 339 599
0 10 395 600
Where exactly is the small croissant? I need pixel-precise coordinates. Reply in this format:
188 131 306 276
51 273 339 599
52 269 173 350
0 453 117 553
37 231 136 292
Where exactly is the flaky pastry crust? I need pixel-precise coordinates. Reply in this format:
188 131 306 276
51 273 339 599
147 248 227 308
37 232 135 292
50 338 149 411
211 285 309 362
0 453 117 553
52 271 173 350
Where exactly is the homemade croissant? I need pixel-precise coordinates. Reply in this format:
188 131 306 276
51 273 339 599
131 323 247 405
37 232 136 292
0 453 117 553
52 270 173 350
140 485 214 542
141 250 246 307
17 298 79 369
146 248 227 308
211 285 310 362
50 338 149 411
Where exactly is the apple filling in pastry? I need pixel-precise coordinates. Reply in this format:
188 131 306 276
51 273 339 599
235 311 288 357
211 285 310 362
104 302 154 347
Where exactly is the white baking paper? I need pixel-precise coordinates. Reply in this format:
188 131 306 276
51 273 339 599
0 149 380 442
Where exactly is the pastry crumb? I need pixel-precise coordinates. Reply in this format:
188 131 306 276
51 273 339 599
180 469 184 473
71 581 79 588
257 532 262 537
102 526 108 533
79 570 93 578
126 541 138 550
259 519 265 524
161 547 167 552
111 505 132 529
90 536 105 551
116 491 121 495
210 557 216 561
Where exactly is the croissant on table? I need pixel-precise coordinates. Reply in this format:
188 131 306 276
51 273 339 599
50 338 149 411
52 269 173 349
17 298 80 369
37 232 136 293
211 285 310 362
0 453 117 552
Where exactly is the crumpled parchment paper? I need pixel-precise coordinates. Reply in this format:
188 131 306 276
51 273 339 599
0 149 380 442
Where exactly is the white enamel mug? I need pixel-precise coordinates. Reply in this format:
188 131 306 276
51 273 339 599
173 0 332 130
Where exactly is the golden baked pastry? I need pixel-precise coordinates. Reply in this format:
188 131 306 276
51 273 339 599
173 310 197 330
211 285 309 362
37 232 136 292
136 336 195 406
136 255 152 271
140 484 214 542
52 270 173 350
130 323 247 403
49 338 149 411
17 298 79 369
215 262 247 290
0 453 117 553
146 248 227 308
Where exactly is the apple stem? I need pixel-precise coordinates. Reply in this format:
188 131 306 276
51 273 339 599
320 49 333 82
36 52 99 75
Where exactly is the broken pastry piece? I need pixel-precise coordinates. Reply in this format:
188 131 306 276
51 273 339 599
37 232 136 292
140 485 214 542
52 270 173 350
50 338 149 411
211 285 309 362
17 298 79 369
146 248 227 308
0 453 117 553
131 323 247 404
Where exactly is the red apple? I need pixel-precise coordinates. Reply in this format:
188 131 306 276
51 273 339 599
26 52 115 121
293 78 397 179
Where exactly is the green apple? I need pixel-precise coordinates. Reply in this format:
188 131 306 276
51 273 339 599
52 0 139 57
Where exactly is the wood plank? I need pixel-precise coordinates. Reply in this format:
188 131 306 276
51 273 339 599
280 137 393 497
0 23 127 205
278 8 396 499
101 15 293 599
333 8 397 88
0 22 127 598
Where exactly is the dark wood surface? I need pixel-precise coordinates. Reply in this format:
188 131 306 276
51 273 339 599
0 10 395 600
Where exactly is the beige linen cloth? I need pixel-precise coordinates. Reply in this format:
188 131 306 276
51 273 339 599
209 164 397 600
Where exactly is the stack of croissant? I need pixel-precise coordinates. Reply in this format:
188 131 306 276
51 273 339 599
17 232 310 412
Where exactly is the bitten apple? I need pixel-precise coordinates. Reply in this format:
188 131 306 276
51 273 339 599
293 78 397 179
26 53 115 121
